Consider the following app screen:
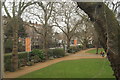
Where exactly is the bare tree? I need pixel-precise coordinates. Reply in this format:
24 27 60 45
105 0 120 14
53 2 83 51
3 0 37 71
25 2 54 59
75 15 94 49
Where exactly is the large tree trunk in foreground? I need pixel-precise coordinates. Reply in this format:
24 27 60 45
11 17 19 71
77 2 120 80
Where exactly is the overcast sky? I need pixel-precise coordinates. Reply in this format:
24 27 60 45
2 0 120 33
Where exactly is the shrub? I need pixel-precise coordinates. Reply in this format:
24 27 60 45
4 39 13 53
47 48 65 58
30 49 45 60
47 49 54 57
4 54 12 71
68 45 82 53
68 46 77 53
53 48 65 58
18 52 29 67
4 52 28 72
87 44 94 48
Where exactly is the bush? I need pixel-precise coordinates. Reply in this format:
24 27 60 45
18 52 29 67
47 49 54 57
47 48 65 58
68 46 77 53
53 48 65 58
87 44 94 48
4 39 13 53
68 45 82 53
4 52 28 72
4 54 12 71
30 49 45 60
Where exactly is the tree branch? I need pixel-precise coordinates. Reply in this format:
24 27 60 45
3 2 11 18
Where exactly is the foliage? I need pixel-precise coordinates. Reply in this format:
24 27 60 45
87 44 95 48
4 38 13 53
68 45 82 53
53 48 65 58
4 18 27 38
47 49 54 57
4 52 29 71
30 49 45 60
4 38 25 53
47 48 65 58
18 42 25 52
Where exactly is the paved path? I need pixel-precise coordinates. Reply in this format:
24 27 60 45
4 48 104 78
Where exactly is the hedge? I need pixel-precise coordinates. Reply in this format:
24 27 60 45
29 49 45 62
47 48 65 58
68 45 83 53
4 48 65 72
4 52 29 72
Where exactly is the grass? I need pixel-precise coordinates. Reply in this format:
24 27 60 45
86 48 105 54
20 59 115 78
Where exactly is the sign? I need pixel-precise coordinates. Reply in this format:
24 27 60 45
74 39 77 46
25 38 31 52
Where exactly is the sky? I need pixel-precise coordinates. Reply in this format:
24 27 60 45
2 0 120 33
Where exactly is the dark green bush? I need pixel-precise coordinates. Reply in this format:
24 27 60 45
18 52 29 67
68 46 77 53
53 48 65 58
47 49 54 57
30 49 45 60
68 45 82 53
4 39 13 53
47 48 65 58
4 52 28 72
4 54 12 71
87 44 94 48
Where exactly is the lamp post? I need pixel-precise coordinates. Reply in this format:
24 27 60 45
0 0 4 79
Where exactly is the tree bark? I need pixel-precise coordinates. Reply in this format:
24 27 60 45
11 17 19 71
96 40 99 54
96 46 99 54
67 38 71 52
77 2 120 80
43 32 48 60
83 39 87 49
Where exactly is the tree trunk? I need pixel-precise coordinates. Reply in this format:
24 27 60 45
11 17 19 71
96 40 99 54
67 38 70 52
43 35 48 60
83 39 87 49
96 46 99 54
77 2 120 80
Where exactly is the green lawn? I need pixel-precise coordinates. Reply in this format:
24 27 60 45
86 48 105 54
20 59 115 78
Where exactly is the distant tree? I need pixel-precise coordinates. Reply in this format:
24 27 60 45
75 15 94 49
53 2 83 51
25 2 54 59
